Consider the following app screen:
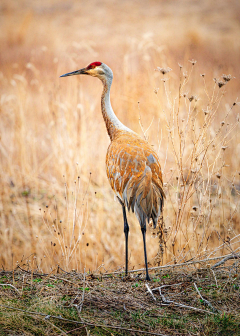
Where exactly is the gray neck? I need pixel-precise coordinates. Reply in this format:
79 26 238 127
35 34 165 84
101 76 133 140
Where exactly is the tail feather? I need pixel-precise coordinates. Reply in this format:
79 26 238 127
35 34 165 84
123 165 164 228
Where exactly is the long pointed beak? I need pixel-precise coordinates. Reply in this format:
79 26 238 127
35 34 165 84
60 68 87 78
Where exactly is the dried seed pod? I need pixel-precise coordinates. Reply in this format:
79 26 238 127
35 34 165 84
202 109 210 115
222 74 232 82
155 67 172 75
188 95 198 102
217 81 226 88
189 59 197 65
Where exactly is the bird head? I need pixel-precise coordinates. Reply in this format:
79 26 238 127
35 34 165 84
60 62 113 82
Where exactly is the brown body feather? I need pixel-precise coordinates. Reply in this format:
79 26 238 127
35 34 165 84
106 130 165 228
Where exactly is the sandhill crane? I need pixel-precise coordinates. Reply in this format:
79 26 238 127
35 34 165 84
60 62 165 280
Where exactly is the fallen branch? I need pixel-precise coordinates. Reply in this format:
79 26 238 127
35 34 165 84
211 253 240 269
99 253 237 276
2 253 237 280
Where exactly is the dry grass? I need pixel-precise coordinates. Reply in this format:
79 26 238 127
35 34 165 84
0 0 240 274
0 260 240 335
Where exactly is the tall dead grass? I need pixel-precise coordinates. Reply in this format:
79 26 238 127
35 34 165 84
0 0 240 273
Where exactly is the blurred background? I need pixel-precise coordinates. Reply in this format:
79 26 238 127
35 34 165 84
0 0 240 272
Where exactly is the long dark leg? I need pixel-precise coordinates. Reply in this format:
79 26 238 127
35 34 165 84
141 226 151 281
122 205 129 276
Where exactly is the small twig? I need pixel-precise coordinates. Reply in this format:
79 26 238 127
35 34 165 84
0 283 21 296
145 116 155 136
138 102 147 140
210 268 218 287
65 326 87 334
151 284 216 315
72 269 89 336
0 304 169 336
152 283 182 292
15 266 80 287
57 267 72 274
44 318 68 336
79 269 86 312
15 265 48 276
211 253 240 269
193 283 220 313
39 268 58 295
145 283 156 301
65 272 87 314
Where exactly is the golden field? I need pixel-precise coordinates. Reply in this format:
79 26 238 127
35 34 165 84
0 0 240 273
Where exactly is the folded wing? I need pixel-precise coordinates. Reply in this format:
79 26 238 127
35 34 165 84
106 132 165 228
